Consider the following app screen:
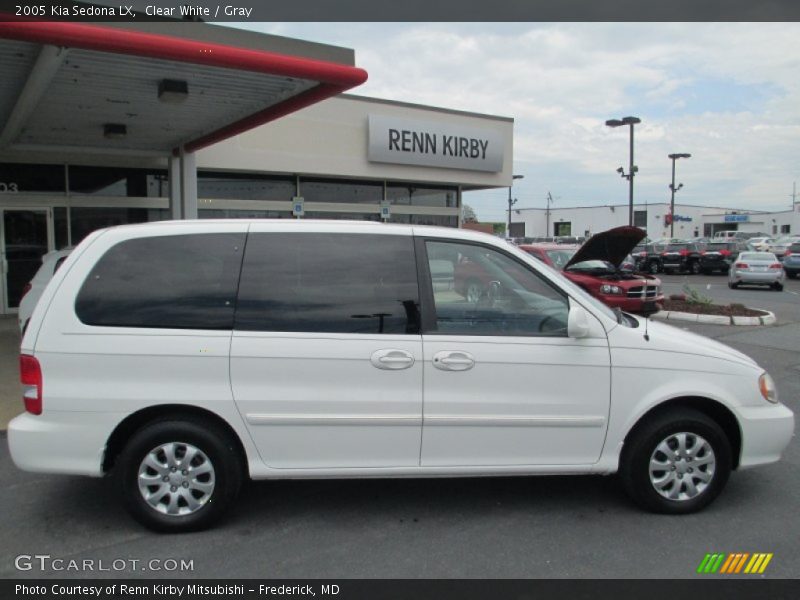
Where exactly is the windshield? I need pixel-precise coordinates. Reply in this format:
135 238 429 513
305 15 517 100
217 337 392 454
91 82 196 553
544 248 576 269
567 259 616 272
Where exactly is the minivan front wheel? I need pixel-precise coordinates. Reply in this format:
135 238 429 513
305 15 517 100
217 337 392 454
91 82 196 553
117 418 242 532
620 408 731 514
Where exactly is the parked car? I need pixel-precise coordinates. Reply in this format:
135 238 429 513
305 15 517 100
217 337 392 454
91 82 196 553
728 252 784 291
746 237 774 252
520 227 664 315
781 242 800 279
698 241 746 274
659 242 705 275
9 221 793 531
768 236 800 261
633 242 667 274
17 248 73 333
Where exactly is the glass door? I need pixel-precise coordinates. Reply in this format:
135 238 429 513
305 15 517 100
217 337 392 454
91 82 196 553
1 209 51 313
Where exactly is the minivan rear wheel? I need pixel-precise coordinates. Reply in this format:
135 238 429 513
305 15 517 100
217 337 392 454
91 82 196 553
620 408 731 514
117 418 243 532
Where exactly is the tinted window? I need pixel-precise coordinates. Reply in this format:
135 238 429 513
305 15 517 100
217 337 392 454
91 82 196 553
76 233 245 329
235 233 420 334
426 240 568 337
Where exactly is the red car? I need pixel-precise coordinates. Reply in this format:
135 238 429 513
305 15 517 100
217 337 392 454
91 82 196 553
519 226 663 314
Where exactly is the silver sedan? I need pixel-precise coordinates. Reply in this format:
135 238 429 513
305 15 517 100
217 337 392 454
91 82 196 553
728 252 785 291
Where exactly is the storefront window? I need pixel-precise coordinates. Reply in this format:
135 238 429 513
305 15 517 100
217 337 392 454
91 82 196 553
199 209 291 219
299 178 383 204
69 207 169 244
0 163 65 195
304 211 381 221
69 166 168 197
198 172 296 200
53 207 69 249
386 183 458 208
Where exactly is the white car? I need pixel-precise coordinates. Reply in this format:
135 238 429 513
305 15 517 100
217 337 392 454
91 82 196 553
728 252 785 291
9 220 794 532
17 248 73 333
746 237 774 252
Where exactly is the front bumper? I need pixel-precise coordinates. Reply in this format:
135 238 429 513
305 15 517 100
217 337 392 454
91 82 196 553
736 403 795 469
602 294 664 314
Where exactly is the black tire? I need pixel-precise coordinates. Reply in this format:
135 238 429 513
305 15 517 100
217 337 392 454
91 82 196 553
690 261 701 275
787 272 797 280
773 283 783 292
116 417 243 532
620 408 731 514
728 282 738 289
700 268 710 275
648 261 660 275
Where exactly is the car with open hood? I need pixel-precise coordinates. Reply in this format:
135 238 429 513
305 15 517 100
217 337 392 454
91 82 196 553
520 226 663 315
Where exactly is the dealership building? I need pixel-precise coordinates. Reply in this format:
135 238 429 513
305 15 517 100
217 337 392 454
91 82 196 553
0 20 514 314
511 201 800 240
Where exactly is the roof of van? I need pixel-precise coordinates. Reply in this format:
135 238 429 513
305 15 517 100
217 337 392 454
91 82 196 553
88 219 504 243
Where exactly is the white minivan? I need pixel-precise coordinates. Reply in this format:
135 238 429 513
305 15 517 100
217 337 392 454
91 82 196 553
9 220 794 532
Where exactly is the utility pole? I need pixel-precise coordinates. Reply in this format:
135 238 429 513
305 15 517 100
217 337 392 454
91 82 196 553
507 174 524 238
546 191 554 237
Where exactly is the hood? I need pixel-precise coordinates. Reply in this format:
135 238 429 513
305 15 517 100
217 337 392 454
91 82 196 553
565 226 647 270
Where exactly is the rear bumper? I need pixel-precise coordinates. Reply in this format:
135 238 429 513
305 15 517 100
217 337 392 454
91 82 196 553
730 270 783 284
736 403 795 469
7 411 121 477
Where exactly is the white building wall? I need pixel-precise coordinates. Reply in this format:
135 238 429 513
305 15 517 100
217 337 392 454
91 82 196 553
516 202 800 239
196 94 514 189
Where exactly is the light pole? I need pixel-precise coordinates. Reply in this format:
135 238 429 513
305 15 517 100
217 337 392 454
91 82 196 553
668 153 691 238
606 116 641 226
507 174 524 238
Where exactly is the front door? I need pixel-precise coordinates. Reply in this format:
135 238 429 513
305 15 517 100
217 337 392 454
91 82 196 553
1 208 51 313
418 238 611 467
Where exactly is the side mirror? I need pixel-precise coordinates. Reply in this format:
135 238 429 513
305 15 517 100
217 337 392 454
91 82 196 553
567 304 591 339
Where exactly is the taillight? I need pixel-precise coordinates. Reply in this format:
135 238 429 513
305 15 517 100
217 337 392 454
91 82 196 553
638 251 647 257
769 263 782 270
660 252 668 256
679 250 690 256
785 250 792 257
700 250 707 255
720 250 731 256
19 282 32 300
735 263 749 269
20 354 42 415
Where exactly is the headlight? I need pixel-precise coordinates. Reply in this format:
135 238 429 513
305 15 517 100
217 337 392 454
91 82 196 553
600 284 623 295
759 372 778 404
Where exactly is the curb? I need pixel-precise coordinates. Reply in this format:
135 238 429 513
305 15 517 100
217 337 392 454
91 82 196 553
651 310 776 326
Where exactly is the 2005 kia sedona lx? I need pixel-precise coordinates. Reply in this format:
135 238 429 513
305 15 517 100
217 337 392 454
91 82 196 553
9 221 794 531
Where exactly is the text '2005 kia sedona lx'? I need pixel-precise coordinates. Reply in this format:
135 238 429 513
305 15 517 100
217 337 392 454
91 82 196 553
9 220 794 531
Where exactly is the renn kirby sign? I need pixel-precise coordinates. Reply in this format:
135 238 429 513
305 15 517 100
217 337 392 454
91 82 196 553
368 115 504 172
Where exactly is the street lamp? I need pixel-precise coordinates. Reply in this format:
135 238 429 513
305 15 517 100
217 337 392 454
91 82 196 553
606 116 641 226
507 174 524 238
668 153 691 237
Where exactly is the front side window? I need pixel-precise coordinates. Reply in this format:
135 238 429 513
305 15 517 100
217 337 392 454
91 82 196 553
235 233 420 334
75 233 246 329
425 240 569 336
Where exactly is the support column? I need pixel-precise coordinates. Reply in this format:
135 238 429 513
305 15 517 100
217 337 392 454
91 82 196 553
168 153 182 220
180 148 198 220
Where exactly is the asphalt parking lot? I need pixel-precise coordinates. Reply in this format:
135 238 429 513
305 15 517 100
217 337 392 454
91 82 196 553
0 273 798 579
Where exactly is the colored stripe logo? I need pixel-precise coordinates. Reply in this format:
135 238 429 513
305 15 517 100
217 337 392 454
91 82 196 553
697 553 773 574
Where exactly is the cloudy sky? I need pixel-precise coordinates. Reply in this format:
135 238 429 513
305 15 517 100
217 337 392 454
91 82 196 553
237 23 800 223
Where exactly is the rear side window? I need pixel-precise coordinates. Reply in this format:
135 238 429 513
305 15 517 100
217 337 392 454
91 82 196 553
235 233 420 334
75 233 246 329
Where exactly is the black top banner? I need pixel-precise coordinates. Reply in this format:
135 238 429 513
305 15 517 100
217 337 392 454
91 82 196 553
1 0 800 22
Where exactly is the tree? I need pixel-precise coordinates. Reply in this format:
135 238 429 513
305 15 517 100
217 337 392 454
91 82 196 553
462 204 478 223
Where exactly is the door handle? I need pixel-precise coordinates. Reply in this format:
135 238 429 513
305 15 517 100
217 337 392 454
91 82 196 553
432 351 475 371
371 349 415 370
